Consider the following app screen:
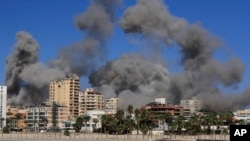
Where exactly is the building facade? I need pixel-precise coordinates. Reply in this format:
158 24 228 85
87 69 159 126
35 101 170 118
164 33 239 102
180 97 202 115
234 109 250 123
43 101 69 129
0 86 7 129
79 88 104 115
81 110 105 132
26 106 47 130
105 97 119 114
49 74 80 119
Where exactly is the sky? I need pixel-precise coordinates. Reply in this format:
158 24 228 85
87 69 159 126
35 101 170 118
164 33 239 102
1 0 250 93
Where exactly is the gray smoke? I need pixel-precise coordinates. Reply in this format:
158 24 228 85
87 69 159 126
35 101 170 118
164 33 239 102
50 0 120 76
5 31 64 105
89 0 247 112
5 0 121 106
89 53 171 108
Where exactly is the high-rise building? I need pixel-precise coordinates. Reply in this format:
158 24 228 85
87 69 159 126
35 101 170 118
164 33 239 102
105 97 119 114
180 97 202 115
79 88 104 115
0 86 7 129
49 74 80 119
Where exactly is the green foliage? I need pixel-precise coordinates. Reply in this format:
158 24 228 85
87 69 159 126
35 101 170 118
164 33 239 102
64 130 70 136
140 125 148 135
2 126 10 134
73 116 83 133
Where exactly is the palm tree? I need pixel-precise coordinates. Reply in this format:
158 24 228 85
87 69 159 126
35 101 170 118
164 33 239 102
115 109 125 124
173 115 185 134
82 115 91 131
73 116 83 133
127 105 133 115
134 109 141 134
101 115 109 133
0 118 5 129
164 112 173 132
92 118 99 130
15 113 23 120
187 114 201 134
140 109 153 135
127 105 134 134
40 117 48 130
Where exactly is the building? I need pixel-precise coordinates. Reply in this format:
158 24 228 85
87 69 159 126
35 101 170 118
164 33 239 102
6 107 27 129
49 74 80 119
0 86 7 129
180 97 202 115
79 88 104 115
141 97 184 129
26 106 47 130
142 97 184 117
81 110 105 132
234 109 250 123
43 101 69 129
105 97 119 114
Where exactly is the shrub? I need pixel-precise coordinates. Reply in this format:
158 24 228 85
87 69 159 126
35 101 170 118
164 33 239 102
64 130 70 136
3 126 10 134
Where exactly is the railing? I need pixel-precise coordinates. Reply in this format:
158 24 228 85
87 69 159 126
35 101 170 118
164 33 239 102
0 131 230 141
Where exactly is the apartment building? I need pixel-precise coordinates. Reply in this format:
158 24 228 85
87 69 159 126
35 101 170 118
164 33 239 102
43 101 69 128
26 106 47 130
26 102 69 130
79 88 104 115
180 97 202 115
105 97 119 114
141 97 183 117
0 86 7 129
6 107 27 129
81 110 105 132
49 74 80 119
234 109 250 123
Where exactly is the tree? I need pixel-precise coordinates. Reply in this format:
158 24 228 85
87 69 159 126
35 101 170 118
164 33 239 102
164 112 173 132
140 109 153 135
0 118 5 129
134 109 141 134
52 102 58 127
15 113 23 119
127 105 134 134
115 109 125 124
127 105 133 115
92 118 99 129
73 116 83 133
173 115 185 134
82 115 91 131
41 117 48 130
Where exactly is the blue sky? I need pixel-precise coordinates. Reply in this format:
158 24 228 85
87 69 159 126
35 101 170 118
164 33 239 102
1 0 250 92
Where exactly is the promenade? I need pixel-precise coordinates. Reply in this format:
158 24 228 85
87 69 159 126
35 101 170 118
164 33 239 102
0 132 230 141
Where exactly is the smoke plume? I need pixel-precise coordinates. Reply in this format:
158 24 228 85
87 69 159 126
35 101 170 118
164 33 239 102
5 0 121 106
5 31 64 105
50 0 120 76
89 0 247 112
90 54 171 108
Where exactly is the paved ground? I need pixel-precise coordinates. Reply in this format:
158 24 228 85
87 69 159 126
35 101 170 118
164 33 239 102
0 133 229 141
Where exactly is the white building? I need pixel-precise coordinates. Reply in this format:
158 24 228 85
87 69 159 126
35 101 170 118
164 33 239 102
79 88 104 115
81 110 105 132
26 106 48 130
0 86 7 129
155 97 166 104
234 109 250 123
105 97 119 114
180 97 202 115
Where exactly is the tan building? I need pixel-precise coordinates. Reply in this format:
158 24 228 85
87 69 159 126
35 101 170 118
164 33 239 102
79 88 104 115
44 101 69 128
105 97 119 114
180 97 202 115
49 74 80 119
